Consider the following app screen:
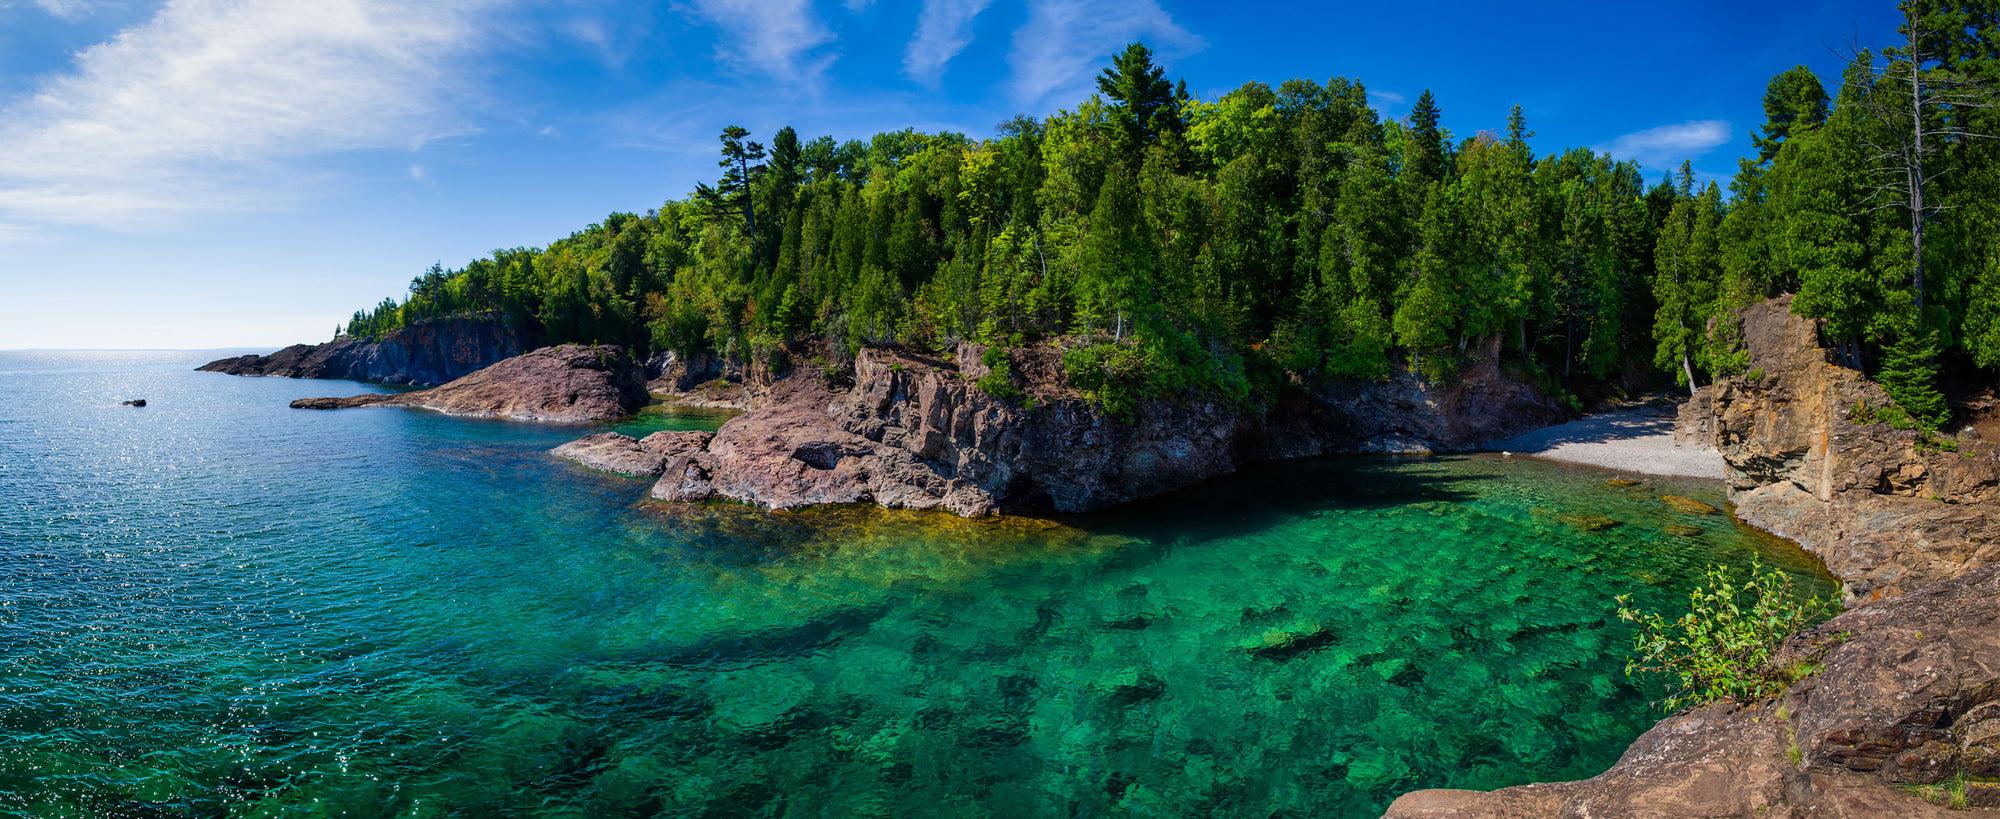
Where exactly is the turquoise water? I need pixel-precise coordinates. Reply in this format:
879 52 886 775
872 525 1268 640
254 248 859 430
0 351 1833 818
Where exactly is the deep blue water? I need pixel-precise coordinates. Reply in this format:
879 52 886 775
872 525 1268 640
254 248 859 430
0 350 1832 817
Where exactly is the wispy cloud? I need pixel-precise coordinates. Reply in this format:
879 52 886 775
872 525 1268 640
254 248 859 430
685 0 835 84
0 0 498 227
903 0 992 87
1595 119 1732 169
1006 0 1203 109
1368 89 1405 114
10 0 93 21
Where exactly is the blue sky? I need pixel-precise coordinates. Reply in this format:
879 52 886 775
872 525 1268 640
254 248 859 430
0 0 1903 349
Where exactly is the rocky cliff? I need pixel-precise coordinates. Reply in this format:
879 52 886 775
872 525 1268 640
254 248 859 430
291 344 648 422
1686 294 2000 605
628 337 1562 516
198 314 530 386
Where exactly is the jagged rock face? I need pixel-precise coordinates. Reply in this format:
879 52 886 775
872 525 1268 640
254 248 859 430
291 345 648 422
1683 294 2000 603
1383 564 2000 819
198 315 529 386
647 340 1562 516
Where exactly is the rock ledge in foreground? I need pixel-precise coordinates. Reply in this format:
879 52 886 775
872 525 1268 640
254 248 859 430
1385 564 2000 818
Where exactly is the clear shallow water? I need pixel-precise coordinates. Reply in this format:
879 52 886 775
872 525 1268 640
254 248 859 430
0 351 1834 818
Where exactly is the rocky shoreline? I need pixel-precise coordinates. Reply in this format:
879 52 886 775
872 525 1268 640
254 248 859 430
1385 296 2000 817
289 344 649 422
558 337 1564 516
198 314 528 386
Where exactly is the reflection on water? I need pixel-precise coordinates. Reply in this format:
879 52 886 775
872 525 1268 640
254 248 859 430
0 351 1833 818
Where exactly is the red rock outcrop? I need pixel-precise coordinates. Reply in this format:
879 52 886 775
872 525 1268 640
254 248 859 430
291 344 648 422
1686 294 2000 604
643 338 1564 516
550 430 714 476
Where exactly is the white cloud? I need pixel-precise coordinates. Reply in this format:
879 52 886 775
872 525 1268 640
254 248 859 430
686 0 835 83
0 0 498 227
1595 119 1732 169
1006 0 1202 109
904 0 992 87
1367 89 1405 112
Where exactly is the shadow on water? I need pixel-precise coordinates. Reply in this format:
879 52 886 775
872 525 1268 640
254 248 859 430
1071 454 1493 544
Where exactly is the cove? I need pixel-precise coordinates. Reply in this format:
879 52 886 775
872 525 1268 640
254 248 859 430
0 351 1834 818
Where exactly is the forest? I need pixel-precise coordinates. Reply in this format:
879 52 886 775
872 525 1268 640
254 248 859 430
342 1 2000 428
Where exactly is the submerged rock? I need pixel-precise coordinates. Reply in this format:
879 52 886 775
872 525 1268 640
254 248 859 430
1663 524 1705 538
1660 495 1719 515
1555 513 1622 532
291 344 648 422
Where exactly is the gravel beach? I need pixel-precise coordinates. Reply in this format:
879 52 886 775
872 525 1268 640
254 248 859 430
1483 405 1725 479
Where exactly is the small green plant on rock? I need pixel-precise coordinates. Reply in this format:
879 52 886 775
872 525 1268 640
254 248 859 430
1902 773 1972 809
1615 562 1838 712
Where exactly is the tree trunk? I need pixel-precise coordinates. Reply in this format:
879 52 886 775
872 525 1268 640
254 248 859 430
1909 57 1925 314
1681 351 1698 398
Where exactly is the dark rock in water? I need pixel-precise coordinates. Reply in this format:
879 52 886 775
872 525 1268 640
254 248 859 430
1603 478 1642 488
1095 669 1167 706
648 337 1563 516
1386 564 2000 819
119 399 146 407
551 430 714 477
198 314 529 386
291 345 647 422
1240 624 1340 660
1663 524 1704 538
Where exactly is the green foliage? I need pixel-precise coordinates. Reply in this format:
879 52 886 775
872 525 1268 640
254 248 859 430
327 39 2000 413
1746 367 1765 384
1615 562 1837 713
975 346 1025 403
1879 325 1950 433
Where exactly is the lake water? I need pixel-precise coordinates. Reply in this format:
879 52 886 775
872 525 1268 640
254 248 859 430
0 350 1834 818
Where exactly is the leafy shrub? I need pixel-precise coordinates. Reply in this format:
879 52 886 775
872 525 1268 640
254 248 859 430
976 347 1025 403
1061 324 1252 418
1615 562 1837 712
1745 367 1765 384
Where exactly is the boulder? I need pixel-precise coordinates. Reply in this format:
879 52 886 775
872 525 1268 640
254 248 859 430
291 344 648 422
